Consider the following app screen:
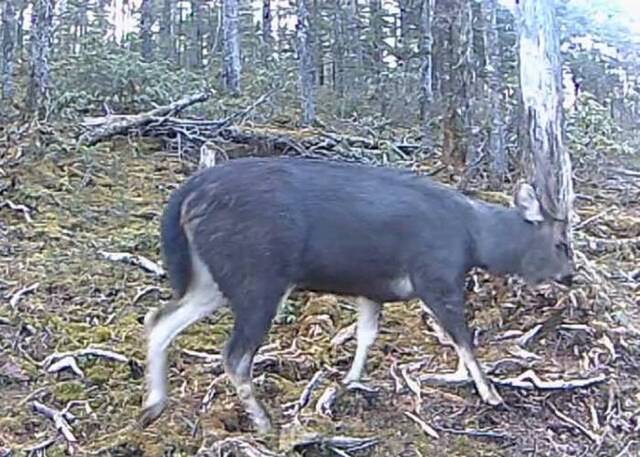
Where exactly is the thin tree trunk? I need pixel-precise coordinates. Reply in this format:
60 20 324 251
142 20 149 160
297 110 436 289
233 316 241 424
419 0 433 124
1 0 16 105
222 0 240 93
140 0 154 60
16 0 26 60
26 0 55 119
159 0 175 62
262 0 272 54
332 0 345 96
297 0 315 125
441 0 473 167
518 0 574 224
486 0 507 186
188 0 203 68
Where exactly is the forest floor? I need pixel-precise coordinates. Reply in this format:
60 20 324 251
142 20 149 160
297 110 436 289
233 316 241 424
1 123 639 457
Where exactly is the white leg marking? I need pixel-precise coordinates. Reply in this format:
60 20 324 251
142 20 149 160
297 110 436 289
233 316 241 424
234 381 272 433
144 251 227 410
343 297 381 384
454 343 503 405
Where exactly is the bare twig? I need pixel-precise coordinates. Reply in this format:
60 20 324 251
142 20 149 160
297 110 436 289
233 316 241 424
548 402 602 443
9 282 39 308
132 286 160 305
41 347 129 370
23 437 58 455
435 426 512 440
315 385 338 418
286 369 325 416
98 250 165 277
404 411 440 439
31 401 78 450
47 356 85 378
330 323 356 347
291 434 379 453
492 370 606 391
1 199 33 222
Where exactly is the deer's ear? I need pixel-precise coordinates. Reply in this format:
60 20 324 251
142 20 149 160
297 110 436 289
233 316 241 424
514 183 544 223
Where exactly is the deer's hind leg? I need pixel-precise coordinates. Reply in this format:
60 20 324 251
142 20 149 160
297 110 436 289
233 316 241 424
140 253 227 428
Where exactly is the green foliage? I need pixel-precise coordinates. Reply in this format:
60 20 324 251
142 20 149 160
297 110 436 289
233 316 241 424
50 38 209 118
566 92 631 160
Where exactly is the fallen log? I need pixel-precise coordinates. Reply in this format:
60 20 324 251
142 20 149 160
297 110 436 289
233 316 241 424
78 91 211 146
78 91 423 164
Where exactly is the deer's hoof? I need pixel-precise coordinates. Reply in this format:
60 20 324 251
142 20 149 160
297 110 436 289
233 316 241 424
481 384 504 406
139 400 166 429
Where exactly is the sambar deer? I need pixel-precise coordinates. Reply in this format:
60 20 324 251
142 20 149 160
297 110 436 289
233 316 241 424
139 157 574 433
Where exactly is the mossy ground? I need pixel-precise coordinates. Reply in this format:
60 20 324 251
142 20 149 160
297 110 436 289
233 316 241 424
1 130 638 456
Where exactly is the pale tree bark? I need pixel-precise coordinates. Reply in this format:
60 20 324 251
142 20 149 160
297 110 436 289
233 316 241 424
26 0 55 119
1 0 16 105
419 0 433 125
140 0 154 60
441 0 473 167
222 0 240 93
159 0 175 62
518 0 574 225
296 0 315 125
486 0 507 186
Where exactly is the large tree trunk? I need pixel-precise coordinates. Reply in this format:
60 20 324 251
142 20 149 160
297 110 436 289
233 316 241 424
26 0 55 119
140 0 154 60
441 0 473 167
1 0 16 106
518 0 574 224
222 0 241 94
297 0 315 125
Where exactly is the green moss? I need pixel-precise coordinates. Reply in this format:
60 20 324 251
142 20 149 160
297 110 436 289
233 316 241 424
51 380 87 402
85 365 113 384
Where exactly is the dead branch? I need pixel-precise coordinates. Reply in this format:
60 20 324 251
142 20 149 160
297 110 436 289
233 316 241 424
47 356 85 378
41 347 129 370
78 91 211 146
493 370 606 390
1 199 33 222
285 369 325 416
23 437 58 455
315 385 338 418
9 282 39 308
420 366 606 393
31 401 78 452
434 426 512 440
548 402 602 443
291 434 379 453
404 411 440 439
98 250 165 277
